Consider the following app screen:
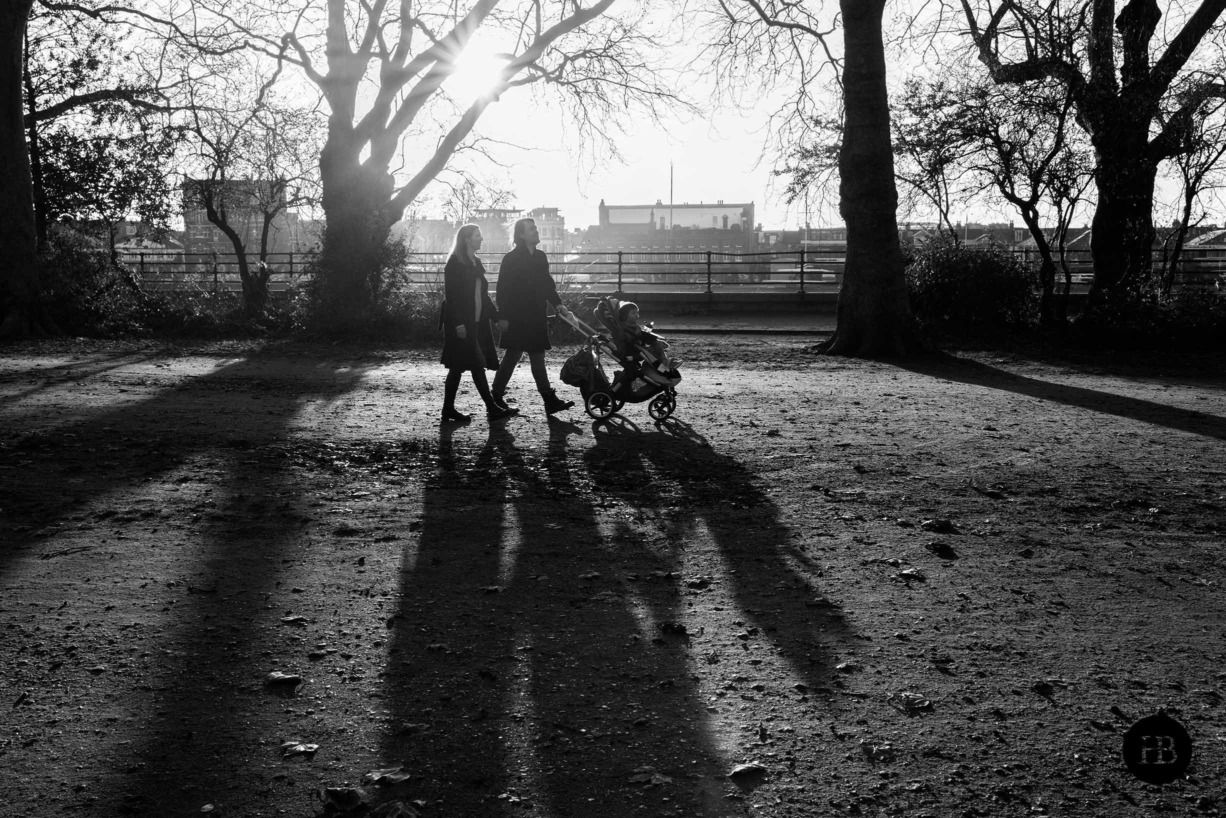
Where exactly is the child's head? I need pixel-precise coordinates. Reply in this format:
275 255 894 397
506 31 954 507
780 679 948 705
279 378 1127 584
617 301 640 326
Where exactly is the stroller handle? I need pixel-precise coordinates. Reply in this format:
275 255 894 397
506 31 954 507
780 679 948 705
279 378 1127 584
557 310 606 340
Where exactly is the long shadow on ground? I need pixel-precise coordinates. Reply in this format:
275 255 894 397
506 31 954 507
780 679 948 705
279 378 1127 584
0 348 164 408
895 353 1226 441
378 414 848 816
584 418 852 703
0 355 369 815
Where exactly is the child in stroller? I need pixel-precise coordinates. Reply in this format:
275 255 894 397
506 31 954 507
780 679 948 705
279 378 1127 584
557 296 682 421
615 301 680 387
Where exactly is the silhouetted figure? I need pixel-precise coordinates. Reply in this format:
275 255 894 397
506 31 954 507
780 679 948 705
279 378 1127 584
492 217 575 415
440 224 517 423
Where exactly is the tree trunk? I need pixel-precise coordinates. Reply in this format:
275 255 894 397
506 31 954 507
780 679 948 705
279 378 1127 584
0 0 52 338
1015 207 1060 325
822 0 923 357
1089 125 1157 298
22 27 46 251
315 133 397 329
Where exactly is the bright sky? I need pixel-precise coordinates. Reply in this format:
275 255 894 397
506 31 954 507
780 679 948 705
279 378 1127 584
468 93 804 231
410 12 817 234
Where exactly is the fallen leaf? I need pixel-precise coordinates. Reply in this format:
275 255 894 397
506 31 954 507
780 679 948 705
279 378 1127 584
317 786 364 811
729 762 768 780
280 741 319 758
923 541 958 559
363 766 412 785
887 691 933 714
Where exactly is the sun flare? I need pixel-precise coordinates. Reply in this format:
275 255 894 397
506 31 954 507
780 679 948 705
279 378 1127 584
448 48 507 103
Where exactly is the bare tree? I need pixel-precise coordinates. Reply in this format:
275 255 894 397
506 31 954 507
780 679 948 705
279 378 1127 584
1160 97 1226 293
896 71 1095 324
1 0 44 337
188 0 686 328
892 76 979 241
830 0 923 354
957 0 1226 304
182 55 322 316
439 176 515 226
697 0 922 355
1 0 241 337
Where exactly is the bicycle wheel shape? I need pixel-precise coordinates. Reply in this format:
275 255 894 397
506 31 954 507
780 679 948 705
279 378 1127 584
585 391 618 420
648 393 676 421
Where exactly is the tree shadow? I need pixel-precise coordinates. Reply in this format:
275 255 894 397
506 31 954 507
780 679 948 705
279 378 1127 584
0 354 370 814
0 347 165 408
894 353 1226 441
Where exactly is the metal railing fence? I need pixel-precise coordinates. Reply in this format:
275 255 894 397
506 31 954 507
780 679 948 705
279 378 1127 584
112 247 1226 295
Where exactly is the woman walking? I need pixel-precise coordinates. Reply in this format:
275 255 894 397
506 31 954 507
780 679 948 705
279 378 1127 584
440 224 517 423
492 217 575 415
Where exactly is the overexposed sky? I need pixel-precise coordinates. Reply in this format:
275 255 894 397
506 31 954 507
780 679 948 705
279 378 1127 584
475 94 803 231
417 80 812 232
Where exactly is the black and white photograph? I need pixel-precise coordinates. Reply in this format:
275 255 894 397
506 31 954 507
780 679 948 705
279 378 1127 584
2 1 1225 816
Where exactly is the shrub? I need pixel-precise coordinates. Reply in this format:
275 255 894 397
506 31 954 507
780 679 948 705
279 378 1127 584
40 228 177 336
906 237 1038 337
295 239 448 342
1072 286 1226 350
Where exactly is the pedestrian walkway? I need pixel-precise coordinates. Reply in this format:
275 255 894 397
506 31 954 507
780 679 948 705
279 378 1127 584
650 311 835 335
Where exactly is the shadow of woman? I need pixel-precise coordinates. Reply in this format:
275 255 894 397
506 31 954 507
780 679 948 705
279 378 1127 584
377 419 519 811
380 418 742 816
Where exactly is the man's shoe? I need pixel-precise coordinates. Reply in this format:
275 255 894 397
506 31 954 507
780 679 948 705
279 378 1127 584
488 405 517 422
491 392 516 412
543 389 575 415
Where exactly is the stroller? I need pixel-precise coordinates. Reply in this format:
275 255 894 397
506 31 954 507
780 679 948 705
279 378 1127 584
557 295 682 421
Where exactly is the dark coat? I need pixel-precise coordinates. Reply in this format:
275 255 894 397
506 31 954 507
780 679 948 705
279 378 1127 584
495 245 562 353
440 254 499 371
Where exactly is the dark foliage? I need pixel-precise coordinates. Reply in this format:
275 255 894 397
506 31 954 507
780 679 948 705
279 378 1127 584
1073 284 1226 350
40 228 297 338
906 237 1038 338
298 241 444 341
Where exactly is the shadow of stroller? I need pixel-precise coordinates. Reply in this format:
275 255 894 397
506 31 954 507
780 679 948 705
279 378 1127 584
584 416 853 696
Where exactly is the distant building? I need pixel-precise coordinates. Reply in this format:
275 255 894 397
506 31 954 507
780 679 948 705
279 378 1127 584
598 199 754 233
575 198 760 280
181 179 305 258
583 199 758 254
526 207 567 256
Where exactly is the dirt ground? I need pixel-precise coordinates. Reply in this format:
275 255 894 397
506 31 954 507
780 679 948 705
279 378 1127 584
1 333 1224 818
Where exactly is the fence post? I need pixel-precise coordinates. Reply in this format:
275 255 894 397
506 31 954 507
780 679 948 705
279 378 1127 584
706 251 713 294
617 251 624 292
798 247 806 295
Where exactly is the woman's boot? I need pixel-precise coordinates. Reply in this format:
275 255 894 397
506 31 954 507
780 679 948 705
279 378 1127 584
542 388 575 415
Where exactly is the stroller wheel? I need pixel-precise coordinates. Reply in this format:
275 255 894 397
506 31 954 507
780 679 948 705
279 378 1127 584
585 391 618 420
648 393 676 421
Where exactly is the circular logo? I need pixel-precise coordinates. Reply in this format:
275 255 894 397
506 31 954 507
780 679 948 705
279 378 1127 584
1122 710 1193 785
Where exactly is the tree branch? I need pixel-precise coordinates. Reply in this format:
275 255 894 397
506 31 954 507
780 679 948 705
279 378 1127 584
1149 0 1226 97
